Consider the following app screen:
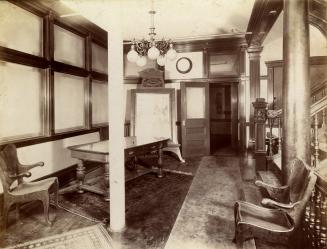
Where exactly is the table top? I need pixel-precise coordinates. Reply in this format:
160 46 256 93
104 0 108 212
68 136 169 155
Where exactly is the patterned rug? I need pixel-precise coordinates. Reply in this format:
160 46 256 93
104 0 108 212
4 224 113 249
56 172 193 249
58 172 193 224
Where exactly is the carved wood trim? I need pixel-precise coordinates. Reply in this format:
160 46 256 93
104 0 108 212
123 37 246 54
247 0 327 47
266 56 327 68
246 0 283 46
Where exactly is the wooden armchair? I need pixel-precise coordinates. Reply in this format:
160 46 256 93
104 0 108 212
234 160 317 247
255 158 310 204
0 144 59 229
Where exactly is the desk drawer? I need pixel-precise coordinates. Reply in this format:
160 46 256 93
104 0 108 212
125 143 163 158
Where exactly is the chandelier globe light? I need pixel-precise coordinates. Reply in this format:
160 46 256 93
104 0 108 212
166 43 177 60
136 56 147 67
127 45 138 63
156 55 165 66
127 0 177 66
148 45 160 60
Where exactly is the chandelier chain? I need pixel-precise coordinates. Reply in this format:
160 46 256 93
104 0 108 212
126 0 177 66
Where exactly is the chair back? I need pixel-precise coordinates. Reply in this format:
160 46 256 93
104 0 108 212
288 165 317 228
0 144 23 192
287 158 312 203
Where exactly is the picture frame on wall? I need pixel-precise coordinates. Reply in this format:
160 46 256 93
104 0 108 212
208 51 240 77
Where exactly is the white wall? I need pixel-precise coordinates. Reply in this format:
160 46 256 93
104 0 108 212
310 25 327 56
0 132 100 193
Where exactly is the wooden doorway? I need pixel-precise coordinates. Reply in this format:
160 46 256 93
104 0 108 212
209 83 238 155
181 81 210 157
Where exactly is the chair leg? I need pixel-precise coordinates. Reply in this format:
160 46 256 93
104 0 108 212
2 202 11 230
15 204 20 221
233 202 239 243
53 179 59 209
40 195 52 226
233 202 246 247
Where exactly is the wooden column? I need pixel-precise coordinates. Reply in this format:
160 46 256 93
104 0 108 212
239 44 247 152
248 46 263 145
108 15 125 232
282 0 310 183
253 98 268 171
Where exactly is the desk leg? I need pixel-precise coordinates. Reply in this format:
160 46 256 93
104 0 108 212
157 148 164 178
104 162 110 201
76 160 86 194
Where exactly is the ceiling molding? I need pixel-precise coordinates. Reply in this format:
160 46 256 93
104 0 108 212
123 37 246 54
245 0 283 47
265 56 327 67
247 0 327 47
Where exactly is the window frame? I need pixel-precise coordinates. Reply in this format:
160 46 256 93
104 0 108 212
0 0 108 147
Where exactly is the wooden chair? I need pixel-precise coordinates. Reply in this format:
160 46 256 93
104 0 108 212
234 159 317 247
255 158 310 204
0 144 59 229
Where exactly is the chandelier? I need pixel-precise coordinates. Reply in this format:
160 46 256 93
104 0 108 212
126 0 177 67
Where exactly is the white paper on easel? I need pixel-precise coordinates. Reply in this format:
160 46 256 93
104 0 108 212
135 93 171 141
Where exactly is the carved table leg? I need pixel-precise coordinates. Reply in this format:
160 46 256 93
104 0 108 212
76 160 86 194
104 162 110 201
157 148 164 178
162 146 186 163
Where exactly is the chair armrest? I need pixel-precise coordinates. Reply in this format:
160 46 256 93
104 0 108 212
255 180 290 203
9 171 32 179
261 198 300 209
19 161 44 171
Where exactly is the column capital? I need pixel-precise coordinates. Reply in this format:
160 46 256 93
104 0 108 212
240 42 248 51
247 46 263 60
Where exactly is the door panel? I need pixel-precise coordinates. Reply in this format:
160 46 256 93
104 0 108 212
186 87 205 118
181 82 210 157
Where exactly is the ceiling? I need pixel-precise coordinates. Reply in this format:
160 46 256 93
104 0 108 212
61 0 255 40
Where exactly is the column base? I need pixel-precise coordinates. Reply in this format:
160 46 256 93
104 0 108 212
255 152 267 171
107 224 127 233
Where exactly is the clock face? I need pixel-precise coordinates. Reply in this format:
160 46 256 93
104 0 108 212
176 57 193 74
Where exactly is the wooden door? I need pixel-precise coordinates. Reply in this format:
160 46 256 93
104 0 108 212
181 82 210 157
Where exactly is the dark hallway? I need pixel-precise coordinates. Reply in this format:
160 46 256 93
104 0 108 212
209 84 234 155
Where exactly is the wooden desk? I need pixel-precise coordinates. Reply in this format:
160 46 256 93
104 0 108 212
67 136 169 200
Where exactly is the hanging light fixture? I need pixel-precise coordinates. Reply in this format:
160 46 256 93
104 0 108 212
127 0 177 67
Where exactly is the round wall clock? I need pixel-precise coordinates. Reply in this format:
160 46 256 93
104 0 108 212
176 57 193 74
